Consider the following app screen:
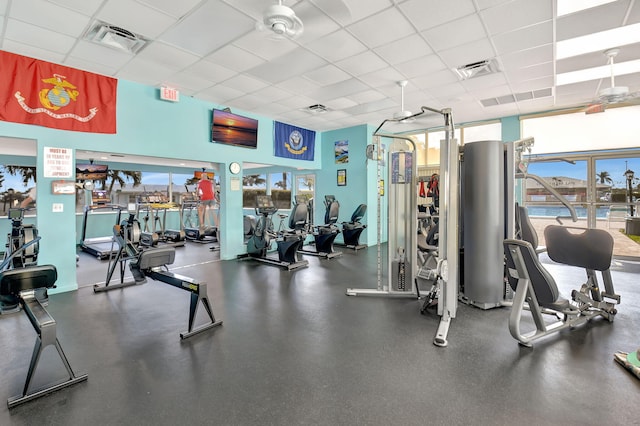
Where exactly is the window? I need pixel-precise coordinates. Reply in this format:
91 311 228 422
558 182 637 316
0 165 36 215
242 171 291 209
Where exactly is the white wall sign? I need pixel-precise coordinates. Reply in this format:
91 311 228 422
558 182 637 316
44 146 73 178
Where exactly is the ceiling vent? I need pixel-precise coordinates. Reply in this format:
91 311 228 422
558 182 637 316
83 21 148 54
480 87 553 107
307 104 328 113
453 58 500 80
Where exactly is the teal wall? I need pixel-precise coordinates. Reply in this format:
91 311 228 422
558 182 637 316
319 125 378 245
0 79 323 293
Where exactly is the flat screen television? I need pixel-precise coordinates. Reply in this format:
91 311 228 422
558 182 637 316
76 163 108 181
194 171 215 180
211 109 258 148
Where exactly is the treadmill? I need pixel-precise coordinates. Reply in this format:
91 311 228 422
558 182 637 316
80 203 123 260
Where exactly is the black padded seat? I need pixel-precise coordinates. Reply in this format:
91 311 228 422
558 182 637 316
503 239 578 314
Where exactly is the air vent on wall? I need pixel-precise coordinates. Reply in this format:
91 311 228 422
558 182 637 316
480 87 553 107
453 58 500 80
83 21 148 54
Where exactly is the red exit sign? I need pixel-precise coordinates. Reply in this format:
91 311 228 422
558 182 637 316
160 86 179 102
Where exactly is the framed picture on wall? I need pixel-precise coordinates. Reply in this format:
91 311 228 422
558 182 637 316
337 169 347 186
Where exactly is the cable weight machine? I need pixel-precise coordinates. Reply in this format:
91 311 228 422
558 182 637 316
346 107 460 347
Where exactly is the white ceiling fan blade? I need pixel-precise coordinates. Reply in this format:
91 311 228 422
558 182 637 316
309 0 351 23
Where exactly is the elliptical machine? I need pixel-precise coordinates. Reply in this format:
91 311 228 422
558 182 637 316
298 195 342 259
239 194 309 270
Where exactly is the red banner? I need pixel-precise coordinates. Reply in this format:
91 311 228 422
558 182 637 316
0 50 117 134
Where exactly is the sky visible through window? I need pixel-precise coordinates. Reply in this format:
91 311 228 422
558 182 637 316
528 157 640 188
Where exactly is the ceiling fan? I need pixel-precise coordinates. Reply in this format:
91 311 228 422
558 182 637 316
257 0 304 39
585 48 640 113
256 0 351 40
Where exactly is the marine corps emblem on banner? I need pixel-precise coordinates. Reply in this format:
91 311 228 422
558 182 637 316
16 73 97 122
274 121 315 161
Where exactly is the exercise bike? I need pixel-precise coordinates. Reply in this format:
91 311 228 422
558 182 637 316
238 194 308 270
298 195 342 259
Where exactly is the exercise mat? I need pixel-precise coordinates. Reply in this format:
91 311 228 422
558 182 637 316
614 349 640 379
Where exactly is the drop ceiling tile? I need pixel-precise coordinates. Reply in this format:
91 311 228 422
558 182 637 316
2 39 66 64
159 0 254 55
555 80 600 96
629 0 640 24
222 73 269 93
304 64 351 85
347 7 414 48
468 84 511 100
246 48 327 84
306 78 370 102
251 85 293 102
324 97 359 110
198 84 245 103
423 13 487 52
305 29 368 62
460 72 507 91
395 54 447 79
5 19 76 55
229 94 268 111
493 20 553 56
475 0 513 10
206 45 265 72
116 59 175 86
510 75 554 92
481 0 552 35
357 67 407 89
97 0 178 38
69 40 133 69
335 50 388 76
233 31 299 61
612 71 640 88
293 1 341 43
337 0 392 24
428 82 467 101
276 76 321 95
412 69 459 90
347 90 386 104
136 0 203 19
507 62 554 82
278 97 318 112
374 34 433 64
343 98 397 115
399 0 476 31
499 44 553 71
438 38 496 69
46 0 103 16
136 42 200 71
252 102 290 117
189 60 236 83
163 72 215 92
556 0 630 42
64 56 119 76
11 0 90 37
